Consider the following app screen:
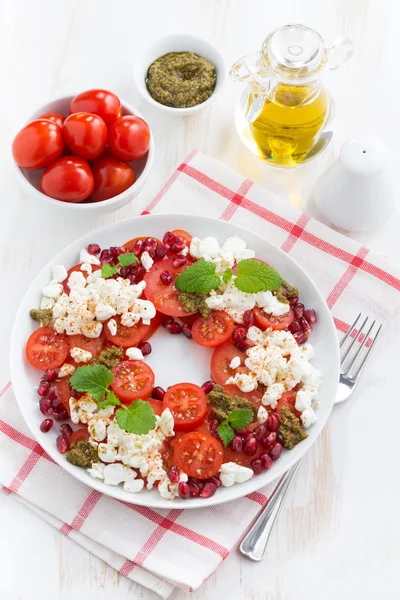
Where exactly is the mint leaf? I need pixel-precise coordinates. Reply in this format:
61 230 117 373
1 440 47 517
70 365 113 402
118 253 138 267
217 420 235 447
101 264 118 279
222 269 233 284
98 391 121 410
234 259 282 293
115 399 156 435
228 408 254 430
175 260 220 293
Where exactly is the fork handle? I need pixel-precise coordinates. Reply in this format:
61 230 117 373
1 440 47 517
240 459 302 561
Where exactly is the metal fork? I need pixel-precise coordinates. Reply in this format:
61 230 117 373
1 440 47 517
240 313 382 562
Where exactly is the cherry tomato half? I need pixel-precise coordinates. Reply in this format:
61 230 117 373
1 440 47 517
192 310 234 348
108 116 150 162
111 360 155 404
26 327 68 370
70 89 122 126
146 398 164 416
91 157 135 202
69 427 90 446
55 377 72 415
276 390 301 418
210 341 249 386
253 307 295 331
39 112 66 129
66 333 105 360
104 315 149 348
12 119 64 169
40 156 94 202
173 431 224 479
143 257 196 317
140 311 163 343
62 263 100 294
63 112 107 160
163 383 207 432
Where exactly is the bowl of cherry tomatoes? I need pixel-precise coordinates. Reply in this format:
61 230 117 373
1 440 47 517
11 89 155 214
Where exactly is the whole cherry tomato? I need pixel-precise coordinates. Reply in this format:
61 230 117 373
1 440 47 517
91 157 135 201
40 156 94 202
70 89 122 126
108 116 150 162
12 119 64 169
39 112 66 129
63 112 107 160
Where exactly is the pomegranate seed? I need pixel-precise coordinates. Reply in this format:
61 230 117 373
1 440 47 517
293 302 304 319
304 308 317 325
302 330 310 343
87 243 100 255
243 310 255 327
300 317 312 333
47 388 57 402
211 428 221 441
45 369 57 382
201 380 215 395
160 270 173 285
163 231 176 246
261 432 277 449
289 320 302 334
243 436 257 456
133 240 144 257
199 482 217 499
120 266 129 277
156 244 169 260
236 428 249 436
178 481 190 499
253 424 268 441
270 443 283 460
152 386 165 400
52 400 68 421
251 458 263 475
56 434 70 454
236 339 253 351
209 418 219 431
59 423 73 438
40 418 53 433
170 236 185 254
162 316 174 327
231 435 243 452
109 246 120 257
139 342 152 356
167 466 180 484
39 397 52 416
277 432 284 444
38 380 50 397
171 254 187 269
129 275 137 285
232 327 247 344
260 453 272 470
266 414 279 432
165 321 182 334
208 475 222 488
189 483 200 497
145 237 158 251
100 249 113 264
143 245 156 259
182 323 192 339
293 330 305 345
289 296 298 307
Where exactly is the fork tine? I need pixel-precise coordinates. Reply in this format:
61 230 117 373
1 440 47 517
341 315 368 366
340 312 361 348
343 319 375 376
349 324 382 380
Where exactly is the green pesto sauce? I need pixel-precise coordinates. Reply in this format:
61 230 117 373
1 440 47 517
207 384 254 422
91 346 123 369
66 440 98 468
278 406 308 450
178 292 211 319
275 280 299 304
146 52 217 109
30 308 53 327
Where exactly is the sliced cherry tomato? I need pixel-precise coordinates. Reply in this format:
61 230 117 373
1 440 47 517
12 119 64 169
66 333 104 360
62 263 100 294
192 310 234 348
143 257 195 317
141 311 163 343
104 314 149 348
171 229 192 246
147 398 164 416
111 360 154 403
26 327 68 370
70 90 122 126
163 383 207 432
253 306 295 331
108 115 150 162
55 377 72 415
123 236 162 252
173 431 224 479
91 157 135 202
179 313 200 326
40 156 94 203
276 390 301 418
210 341 249 386
63 112 107 160
69 427 90 446
39 112 66 129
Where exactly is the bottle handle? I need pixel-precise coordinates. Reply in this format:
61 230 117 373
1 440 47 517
326 34 354 70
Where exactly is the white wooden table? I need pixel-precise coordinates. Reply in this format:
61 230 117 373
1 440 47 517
1 1 399 599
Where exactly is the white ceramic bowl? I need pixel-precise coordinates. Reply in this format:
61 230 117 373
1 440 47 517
134 34 227 116
12 96 155 215
10 214 340 509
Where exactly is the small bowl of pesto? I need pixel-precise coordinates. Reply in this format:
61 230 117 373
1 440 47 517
134 34 227 115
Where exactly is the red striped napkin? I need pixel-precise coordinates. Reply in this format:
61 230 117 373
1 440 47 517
1 150 400 597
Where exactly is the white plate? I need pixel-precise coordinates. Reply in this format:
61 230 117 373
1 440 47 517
10 214 340 509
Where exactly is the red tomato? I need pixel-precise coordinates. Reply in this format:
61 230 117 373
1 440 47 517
26 327 68 370
70 90 122 126
276 390 301 418
141 311 163 343
111 360 155 404
12 119 64 169
253 306 295 331
55 377 72 415
147 398 164 416
173 431 224 479
91 157 135 202
143 257 195 317
104 315 149 348
163 383 207 432
192 310 234 348
62 263 99 294
69 427 90 446
63 112 107 160
171 229 192 246
210 341 249 386
108 116 150 162
179 313 199 326
39 112 66 128
41 157 94 202
66 333 104 360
